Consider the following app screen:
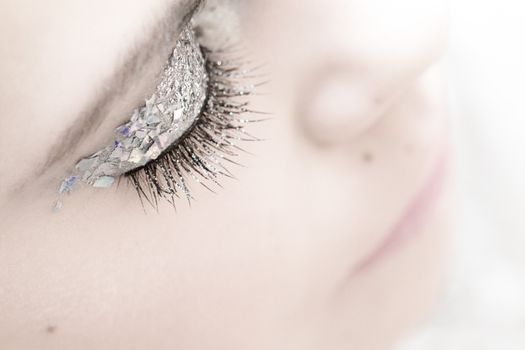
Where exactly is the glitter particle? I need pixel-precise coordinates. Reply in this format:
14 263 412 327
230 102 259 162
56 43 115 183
58 176 78 194
54 24 208 208
52 200 63 213
92 176 115 188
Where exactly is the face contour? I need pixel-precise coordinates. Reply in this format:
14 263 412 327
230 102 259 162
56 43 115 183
0 0 450 349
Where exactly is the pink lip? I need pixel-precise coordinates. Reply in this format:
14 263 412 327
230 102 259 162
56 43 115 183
353 153 448 274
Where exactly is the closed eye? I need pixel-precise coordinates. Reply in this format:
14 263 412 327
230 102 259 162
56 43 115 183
54 22 263 211
41 0 205 176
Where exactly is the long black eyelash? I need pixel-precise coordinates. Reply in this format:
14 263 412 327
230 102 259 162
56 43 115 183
125 45 265 210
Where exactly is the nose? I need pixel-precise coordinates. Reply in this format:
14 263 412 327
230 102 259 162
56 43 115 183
298 64 391 146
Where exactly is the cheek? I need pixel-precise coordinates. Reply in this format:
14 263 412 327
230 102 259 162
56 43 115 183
0 67 450 350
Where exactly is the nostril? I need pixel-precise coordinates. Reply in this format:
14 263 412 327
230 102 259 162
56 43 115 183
297 65 387 147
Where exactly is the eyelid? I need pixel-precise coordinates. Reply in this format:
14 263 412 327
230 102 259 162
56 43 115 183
54 20 263 211
40 0 205 177
55 25 207 200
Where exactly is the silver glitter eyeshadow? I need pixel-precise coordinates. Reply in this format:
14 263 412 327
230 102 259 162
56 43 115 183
54 24 208 209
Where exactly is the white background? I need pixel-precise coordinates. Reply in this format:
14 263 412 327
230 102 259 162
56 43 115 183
399 0 525 348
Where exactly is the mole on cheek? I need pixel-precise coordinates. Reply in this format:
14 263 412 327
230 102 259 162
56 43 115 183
361 151 374 164
45 325 57 334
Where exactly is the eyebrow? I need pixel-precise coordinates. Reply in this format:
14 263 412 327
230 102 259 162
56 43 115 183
40 0 203 175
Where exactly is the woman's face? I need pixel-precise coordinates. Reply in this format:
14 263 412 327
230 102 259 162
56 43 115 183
0 0 450 349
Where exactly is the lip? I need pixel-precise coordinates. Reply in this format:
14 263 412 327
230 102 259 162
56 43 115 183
352 153 448 275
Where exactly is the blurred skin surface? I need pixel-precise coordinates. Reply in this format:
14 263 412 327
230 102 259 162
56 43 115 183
0 0 450 349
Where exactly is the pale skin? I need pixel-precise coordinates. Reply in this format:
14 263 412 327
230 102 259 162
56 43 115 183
0 0 450 349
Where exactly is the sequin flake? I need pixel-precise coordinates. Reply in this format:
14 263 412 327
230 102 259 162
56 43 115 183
55 24 208 209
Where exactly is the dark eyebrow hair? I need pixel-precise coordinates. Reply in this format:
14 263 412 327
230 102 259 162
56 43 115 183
39 0 203 175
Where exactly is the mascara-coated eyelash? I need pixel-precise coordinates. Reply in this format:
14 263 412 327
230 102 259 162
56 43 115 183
54 23 263 211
